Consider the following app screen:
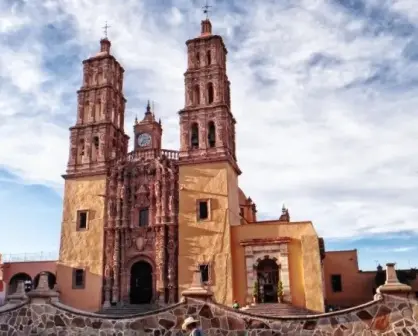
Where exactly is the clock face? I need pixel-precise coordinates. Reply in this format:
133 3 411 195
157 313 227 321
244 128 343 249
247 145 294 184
137 133 152 147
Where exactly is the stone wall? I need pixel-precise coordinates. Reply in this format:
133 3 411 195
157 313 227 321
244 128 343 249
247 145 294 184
1 264 418 335
1 294 418 335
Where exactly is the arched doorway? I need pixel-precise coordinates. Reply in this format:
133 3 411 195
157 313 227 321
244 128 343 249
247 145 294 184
33 272 56 290
8 273 32 294
256 258 279 303
130 261 153 304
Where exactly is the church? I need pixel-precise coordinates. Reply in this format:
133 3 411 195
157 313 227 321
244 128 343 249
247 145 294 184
55 18 325 313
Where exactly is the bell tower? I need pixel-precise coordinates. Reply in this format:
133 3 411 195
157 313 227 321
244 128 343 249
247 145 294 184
66 37 129 177
178 18 241 306
178 18 239 173
57 36 128 312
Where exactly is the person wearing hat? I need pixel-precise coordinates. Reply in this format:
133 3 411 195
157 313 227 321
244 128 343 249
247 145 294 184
182 316 203 335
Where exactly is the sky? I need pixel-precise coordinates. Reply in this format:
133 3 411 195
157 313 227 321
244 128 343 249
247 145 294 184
1 0 418 270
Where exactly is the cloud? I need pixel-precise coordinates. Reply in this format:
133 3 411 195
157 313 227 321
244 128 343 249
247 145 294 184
392 246 416 253
1 0 418 240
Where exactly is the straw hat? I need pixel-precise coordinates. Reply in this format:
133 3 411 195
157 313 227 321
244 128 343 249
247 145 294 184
182 316 199 330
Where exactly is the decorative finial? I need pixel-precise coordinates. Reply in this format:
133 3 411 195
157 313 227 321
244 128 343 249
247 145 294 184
202 0 211 19
282 204 286 212
146 100 151 114
135 115 138 124
102 21 111 39
200 1 213 36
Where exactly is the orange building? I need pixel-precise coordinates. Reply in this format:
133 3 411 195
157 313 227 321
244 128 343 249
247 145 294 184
323 249 418 309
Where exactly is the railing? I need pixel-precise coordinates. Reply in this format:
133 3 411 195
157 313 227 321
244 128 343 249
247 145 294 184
1 251 58 263
125 149 179 162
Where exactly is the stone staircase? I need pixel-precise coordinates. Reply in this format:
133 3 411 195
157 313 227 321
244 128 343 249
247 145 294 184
241 303 316 317
97 303 162 316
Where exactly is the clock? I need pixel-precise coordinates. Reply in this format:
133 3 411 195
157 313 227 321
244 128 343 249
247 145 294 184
137 133 151 147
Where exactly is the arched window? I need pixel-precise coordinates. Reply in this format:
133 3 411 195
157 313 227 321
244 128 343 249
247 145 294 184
78 139 85 163
207 83 214 104
95 99 101 121
193 85 200 105
96 69 102 85
191 123 199 149
208 121 216 148
91 136 99 162
196 52 200 67
206 50 211 65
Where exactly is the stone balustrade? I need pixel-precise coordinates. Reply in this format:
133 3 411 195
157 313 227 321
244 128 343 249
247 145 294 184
0 265 417 335
125 149 179 162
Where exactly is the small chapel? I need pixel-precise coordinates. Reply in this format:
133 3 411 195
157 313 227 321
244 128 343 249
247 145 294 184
55 18 325 313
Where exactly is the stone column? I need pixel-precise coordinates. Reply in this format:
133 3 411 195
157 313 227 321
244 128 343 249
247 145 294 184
375 263 412 299
198 120 206 149
244 250 255 304
161 168 167 223
279 244 291 302
103 227 115 308
155 225 166 304
155 166 162 224
112 230 120 303
167 224 178 303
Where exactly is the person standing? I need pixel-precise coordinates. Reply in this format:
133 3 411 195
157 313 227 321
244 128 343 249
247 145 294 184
182 316 203 336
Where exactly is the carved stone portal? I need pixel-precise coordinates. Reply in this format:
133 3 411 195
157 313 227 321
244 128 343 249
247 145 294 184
241 238 291 304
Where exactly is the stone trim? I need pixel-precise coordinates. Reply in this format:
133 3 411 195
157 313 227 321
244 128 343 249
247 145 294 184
240 237 291 246
243 242 291 303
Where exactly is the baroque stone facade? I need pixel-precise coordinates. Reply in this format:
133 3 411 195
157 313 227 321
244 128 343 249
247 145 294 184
1 291 418 335
103 145 179 306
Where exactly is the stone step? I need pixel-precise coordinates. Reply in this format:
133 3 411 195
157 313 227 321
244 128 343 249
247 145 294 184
97 304 162 315
242 303 315 317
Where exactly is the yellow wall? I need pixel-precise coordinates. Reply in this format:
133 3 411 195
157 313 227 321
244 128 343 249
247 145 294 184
178 162 239 305
56 175 106 312
301 235 324 311
231 222 324 312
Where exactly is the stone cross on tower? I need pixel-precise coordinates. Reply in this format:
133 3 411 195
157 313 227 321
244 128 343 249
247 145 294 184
202 0 211 19
102 21 111 38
